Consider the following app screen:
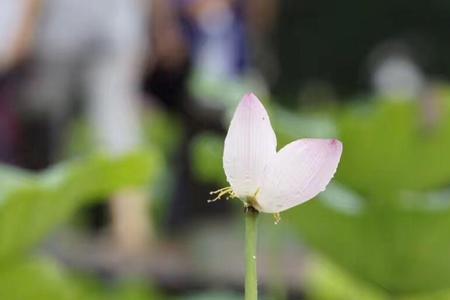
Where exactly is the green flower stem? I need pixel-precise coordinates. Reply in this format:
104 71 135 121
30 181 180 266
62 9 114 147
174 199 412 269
245 206 259 300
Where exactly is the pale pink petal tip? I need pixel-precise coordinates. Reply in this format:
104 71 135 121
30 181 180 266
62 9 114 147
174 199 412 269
330 139 343 156
241 92 262 107
330 138 342 147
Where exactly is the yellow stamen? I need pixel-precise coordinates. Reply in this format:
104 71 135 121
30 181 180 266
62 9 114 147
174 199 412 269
208 186 236 203
273 213 281 225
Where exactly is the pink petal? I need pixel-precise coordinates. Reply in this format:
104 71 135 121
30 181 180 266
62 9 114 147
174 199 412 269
256 139 343 213
223 93 277 198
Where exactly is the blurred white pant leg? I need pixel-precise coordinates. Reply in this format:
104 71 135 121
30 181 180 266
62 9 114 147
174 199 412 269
84 0 153 253
85 54 143 154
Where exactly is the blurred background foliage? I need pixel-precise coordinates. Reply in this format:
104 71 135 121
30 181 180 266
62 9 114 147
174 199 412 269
0 150 163 299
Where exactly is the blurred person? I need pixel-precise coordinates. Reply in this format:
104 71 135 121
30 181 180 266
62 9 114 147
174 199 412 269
145 0 280 122
142 0 279 232
146 0 278 112
143 0 278 231
21 0 154 253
